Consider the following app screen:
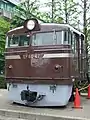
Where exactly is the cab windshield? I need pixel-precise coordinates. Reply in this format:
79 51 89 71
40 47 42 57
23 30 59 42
7 35 30 47
31 31 71 46
6 31 71 48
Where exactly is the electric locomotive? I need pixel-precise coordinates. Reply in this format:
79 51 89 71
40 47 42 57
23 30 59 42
5 19 86 106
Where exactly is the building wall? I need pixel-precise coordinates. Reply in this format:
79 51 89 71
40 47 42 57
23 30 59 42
0 0 16 19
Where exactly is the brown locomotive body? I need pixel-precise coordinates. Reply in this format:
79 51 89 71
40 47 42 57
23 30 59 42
5 19 86 106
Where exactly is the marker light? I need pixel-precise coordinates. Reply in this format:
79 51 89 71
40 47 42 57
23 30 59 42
26 20 35 30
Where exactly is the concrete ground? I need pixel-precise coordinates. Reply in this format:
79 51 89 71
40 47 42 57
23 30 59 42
0 89 90 120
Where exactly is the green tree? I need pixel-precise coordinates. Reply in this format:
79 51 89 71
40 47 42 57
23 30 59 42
61 0 81 28
38 0 63 23
0 17 10 74
38 0 80 26
11 0 42 27
77 0 90 77
12 0 63 24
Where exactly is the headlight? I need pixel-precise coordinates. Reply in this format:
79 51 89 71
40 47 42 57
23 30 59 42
26 20 35 30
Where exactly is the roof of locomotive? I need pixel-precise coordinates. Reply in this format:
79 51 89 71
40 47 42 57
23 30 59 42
7 23 84 36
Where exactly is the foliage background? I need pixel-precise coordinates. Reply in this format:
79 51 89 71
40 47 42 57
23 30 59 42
0 17 10 88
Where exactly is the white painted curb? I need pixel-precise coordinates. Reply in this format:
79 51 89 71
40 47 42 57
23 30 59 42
0 109 89 120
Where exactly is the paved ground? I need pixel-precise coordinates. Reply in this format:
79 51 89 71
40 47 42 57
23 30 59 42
0 89 90 119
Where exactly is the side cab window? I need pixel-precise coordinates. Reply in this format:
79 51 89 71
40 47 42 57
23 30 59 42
71 32 79 54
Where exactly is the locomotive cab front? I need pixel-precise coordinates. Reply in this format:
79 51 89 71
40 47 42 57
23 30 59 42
5 19 85 106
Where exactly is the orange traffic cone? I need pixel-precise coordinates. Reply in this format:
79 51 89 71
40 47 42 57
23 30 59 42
87 84 90 99
73 88 82 109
